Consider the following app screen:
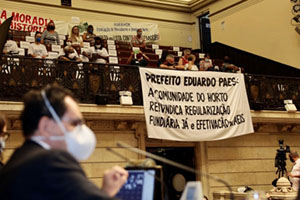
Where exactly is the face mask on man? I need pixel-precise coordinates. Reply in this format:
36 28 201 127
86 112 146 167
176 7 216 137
36 37 41 43
33 90 97 161
95 44 101 49
137 31 142 36
49 25 55 30
88 29 93 33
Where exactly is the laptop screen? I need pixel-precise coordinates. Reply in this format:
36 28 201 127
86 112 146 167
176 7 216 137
115 168 156 200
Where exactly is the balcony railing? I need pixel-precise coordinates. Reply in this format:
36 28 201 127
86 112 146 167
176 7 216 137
0 55 142 105
1 55 300 110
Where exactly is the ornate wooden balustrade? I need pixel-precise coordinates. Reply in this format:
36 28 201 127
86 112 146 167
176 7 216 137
0 55 142 105
1 55 300 110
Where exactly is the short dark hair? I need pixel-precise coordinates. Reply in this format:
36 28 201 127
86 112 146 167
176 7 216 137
35 31 42 38
46 21 55 31
87 25 94 30
94 36 101 42
20 85 75 138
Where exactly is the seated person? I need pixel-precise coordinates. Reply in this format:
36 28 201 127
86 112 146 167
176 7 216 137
221 56 240 73
178 49 191 66
69 26 83 47
41 21 60 45
131 29 146 48
126 50 149 67
58 46 81 62
159 54 177 69
3 30 19 54
91 37 109 64
199 53 213 71
80 48 92 62
184 54 198 71
28 32 48 59
82 25 96 46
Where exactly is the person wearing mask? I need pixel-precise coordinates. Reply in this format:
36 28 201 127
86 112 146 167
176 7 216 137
70 26 83 47
41 21 60 45
3 30 19 55
159 54 177 69
178 49 191 66
0 113 9 171
184 54 198 71
287 151 300 191
131 29 146 48
82 25 96 46
91 37 109 64
59 46 81 62
126 50 149 67
221 56 240 73
199 53 213 71
0 85 128 199
28 32 48 59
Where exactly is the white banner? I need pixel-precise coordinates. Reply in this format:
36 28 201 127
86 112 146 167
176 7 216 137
0 9 159 41
0 9 68 34
76 22 160 42
139 68 254 141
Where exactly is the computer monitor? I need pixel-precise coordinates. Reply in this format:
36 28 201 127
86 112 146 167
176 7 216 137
115 167 157 200
180 181 203 200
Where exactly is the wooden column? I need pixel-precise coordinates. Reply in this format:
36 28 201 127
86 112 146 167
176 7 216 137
133 122 146 159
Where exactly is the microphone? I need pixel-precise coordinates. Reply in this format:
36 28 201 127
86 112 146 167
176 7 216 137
110 141 234 200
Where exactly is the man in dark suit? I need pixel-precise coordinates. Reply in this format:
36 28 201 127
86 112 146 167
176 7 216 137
0 85 128 199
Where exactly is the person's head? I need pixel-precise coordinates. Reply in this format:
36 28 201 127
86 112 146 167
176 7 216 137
289 151 299 162
187 54 196 63
71 26 80 37
183 49 191 58
47 21 55 31
35 31 42 43
166 54 174 64
20 85 96 161
64 46 75 54
137 29 142 37
0 113 9 158
94 37 102 49
224 56 230 63
205 53 210 59
87 25 94 34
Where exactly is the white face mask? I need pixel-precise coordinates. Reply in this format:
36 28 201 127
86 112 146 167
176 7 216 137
38 90 96 161
95 44 101 49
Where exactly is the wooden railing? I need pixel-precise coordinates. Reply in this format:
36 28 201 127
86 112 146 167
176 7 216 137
0 55 142 105
1 55 300 111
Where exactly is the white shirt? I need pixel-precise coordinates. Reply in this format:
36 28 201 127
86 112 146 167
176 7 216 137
30 137 51 150
184 63 198 71
291 158 300 190
91 46 109 64
3 40 19 54
70 36 83 46
200 59 213 71
28 43 48 58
